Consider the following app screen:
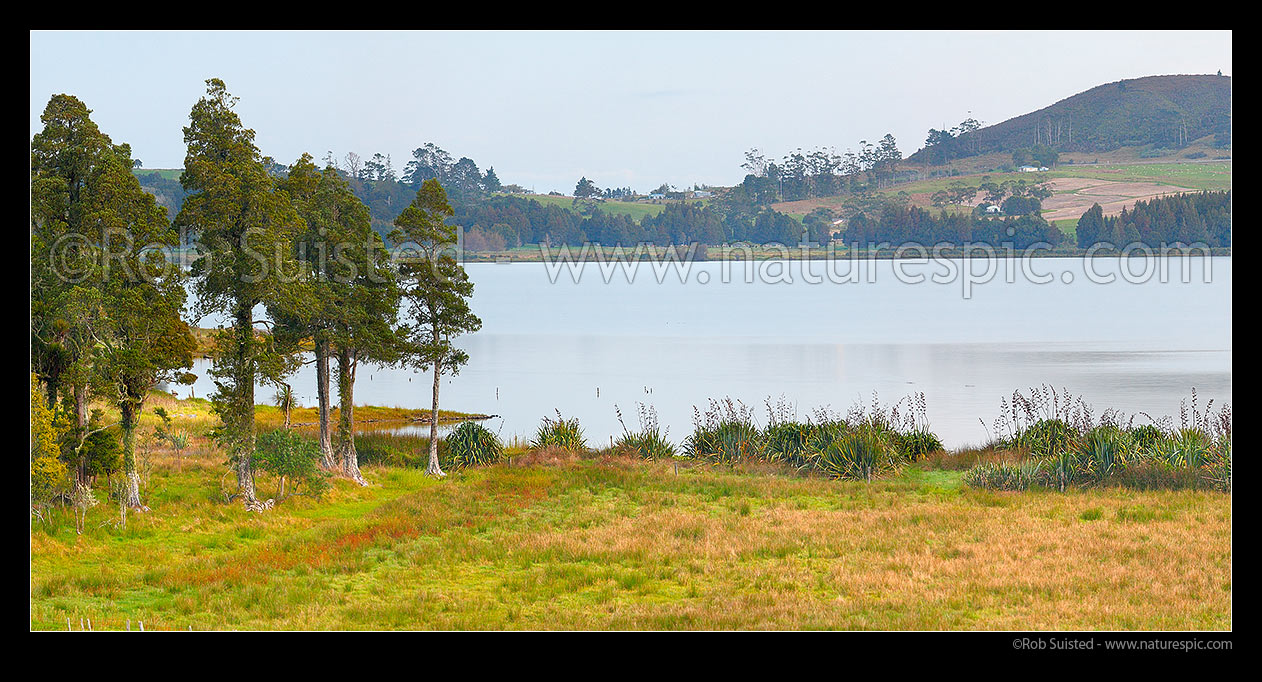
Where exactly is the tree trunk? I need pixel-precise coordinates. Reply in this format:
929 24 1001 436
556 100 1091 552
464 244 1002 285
336 348 367 486
426 356 445 478
120 401 147 510
74 382 89 484
315 339 335 469
234 303 269 511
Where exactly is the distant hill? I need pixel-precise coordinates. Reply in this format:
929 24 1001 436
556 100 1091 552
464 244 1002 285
133 169 188 220
910 74 1231 163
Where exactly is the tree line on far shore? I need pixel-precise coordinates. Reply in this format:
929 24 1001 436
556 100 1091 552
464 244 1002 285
1076 190 1231 249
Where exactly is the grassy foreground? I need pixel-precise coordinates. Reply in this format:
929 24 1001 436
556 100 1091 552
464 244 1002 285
31 450 1230 630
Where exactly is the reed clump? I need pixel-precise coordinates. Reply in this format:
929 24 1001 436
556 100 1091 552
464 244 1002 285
614 403 676 460
683 393 945 481
446 421 505 469
966 387 1231 492
530 410 588 452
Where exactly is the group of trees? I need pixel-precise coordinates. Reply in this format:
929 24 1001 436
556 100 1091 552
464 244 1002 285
31 94 197 511
920 117 983 165
1011 145 1059 168
397 143 500 205
839 203 1068 251
131 133 917 252
448 194 812 248
334 143 503 203
1075 190 1231 249
32 80 482 514
921 118 1061 170
265 143 502 237
931 177 1053 213
570 178 641 201
734 136 906 205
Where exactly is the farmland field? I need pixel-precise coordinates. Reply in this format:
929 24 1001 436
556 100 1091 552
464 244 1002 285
772 161 1231 223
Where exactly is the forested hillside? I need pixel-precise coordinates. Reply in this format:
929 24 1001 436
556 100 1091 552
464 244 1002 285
911 74 1231 164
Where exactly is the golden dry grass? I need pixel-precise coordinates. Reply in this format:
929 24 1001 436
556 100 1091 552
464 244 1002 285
30 445 1230 630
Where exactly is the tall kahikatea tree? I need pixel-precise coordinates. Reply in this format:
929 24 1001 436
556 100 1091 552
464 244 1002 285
175 79 303 511
327 170 401 484
31 94 172 487
273 154 337 468
390 179 481 478
30 95 115 440
272 156 400 483
88 131 195 509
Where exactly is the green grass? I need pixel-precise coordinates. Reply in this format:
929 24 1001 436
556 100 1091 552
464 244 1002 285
1046 161 1233 191
31 453 1231 630
888 161 1231 197
1054 218 1079 238
131 168 182 181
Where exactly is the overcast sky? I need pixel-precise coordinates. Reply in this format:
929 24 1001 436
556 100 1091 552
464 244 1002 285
31 30 1232 193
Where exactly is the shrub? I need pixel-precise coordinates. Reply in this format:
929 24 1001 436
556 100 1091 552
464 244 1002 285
762 397 849 467
764 421 818 465
977 387 1232 493
1019 418 1076 458
30 375 67 511
531 411 587 452
254 429 330 498
615 404 675 460
81 424 123 479
1047 448 1081 491
814 425 891 482
684 398 765 464
1077 426 1131 482
31 455 68 509
687 420 764 463
844 391 940 463
447 421 504 469
1127 423 1164 453
1154 429 1213 468
615 429 676 460
892 429 945 461
1205 436 1231 492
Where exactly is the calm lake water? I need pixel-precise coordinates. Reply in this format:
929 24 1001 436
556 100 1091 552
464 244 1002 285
175 256 1232 448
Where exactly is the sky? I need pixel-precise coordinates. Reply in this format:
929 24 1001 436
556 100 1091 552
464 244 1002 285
31 30 1232 193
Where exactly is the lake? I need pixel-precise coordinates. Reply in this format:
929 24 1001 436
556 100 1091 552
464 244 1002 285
175 255 1232 448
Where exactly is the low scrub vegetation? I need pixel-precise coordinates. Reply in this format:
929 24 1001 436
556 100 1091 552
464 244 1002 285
530 410 588 452
682 393 947 481
253 429 331 500
614 403 676 460
30 388 1232 630
965 387 1231 492
446 421 505 469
